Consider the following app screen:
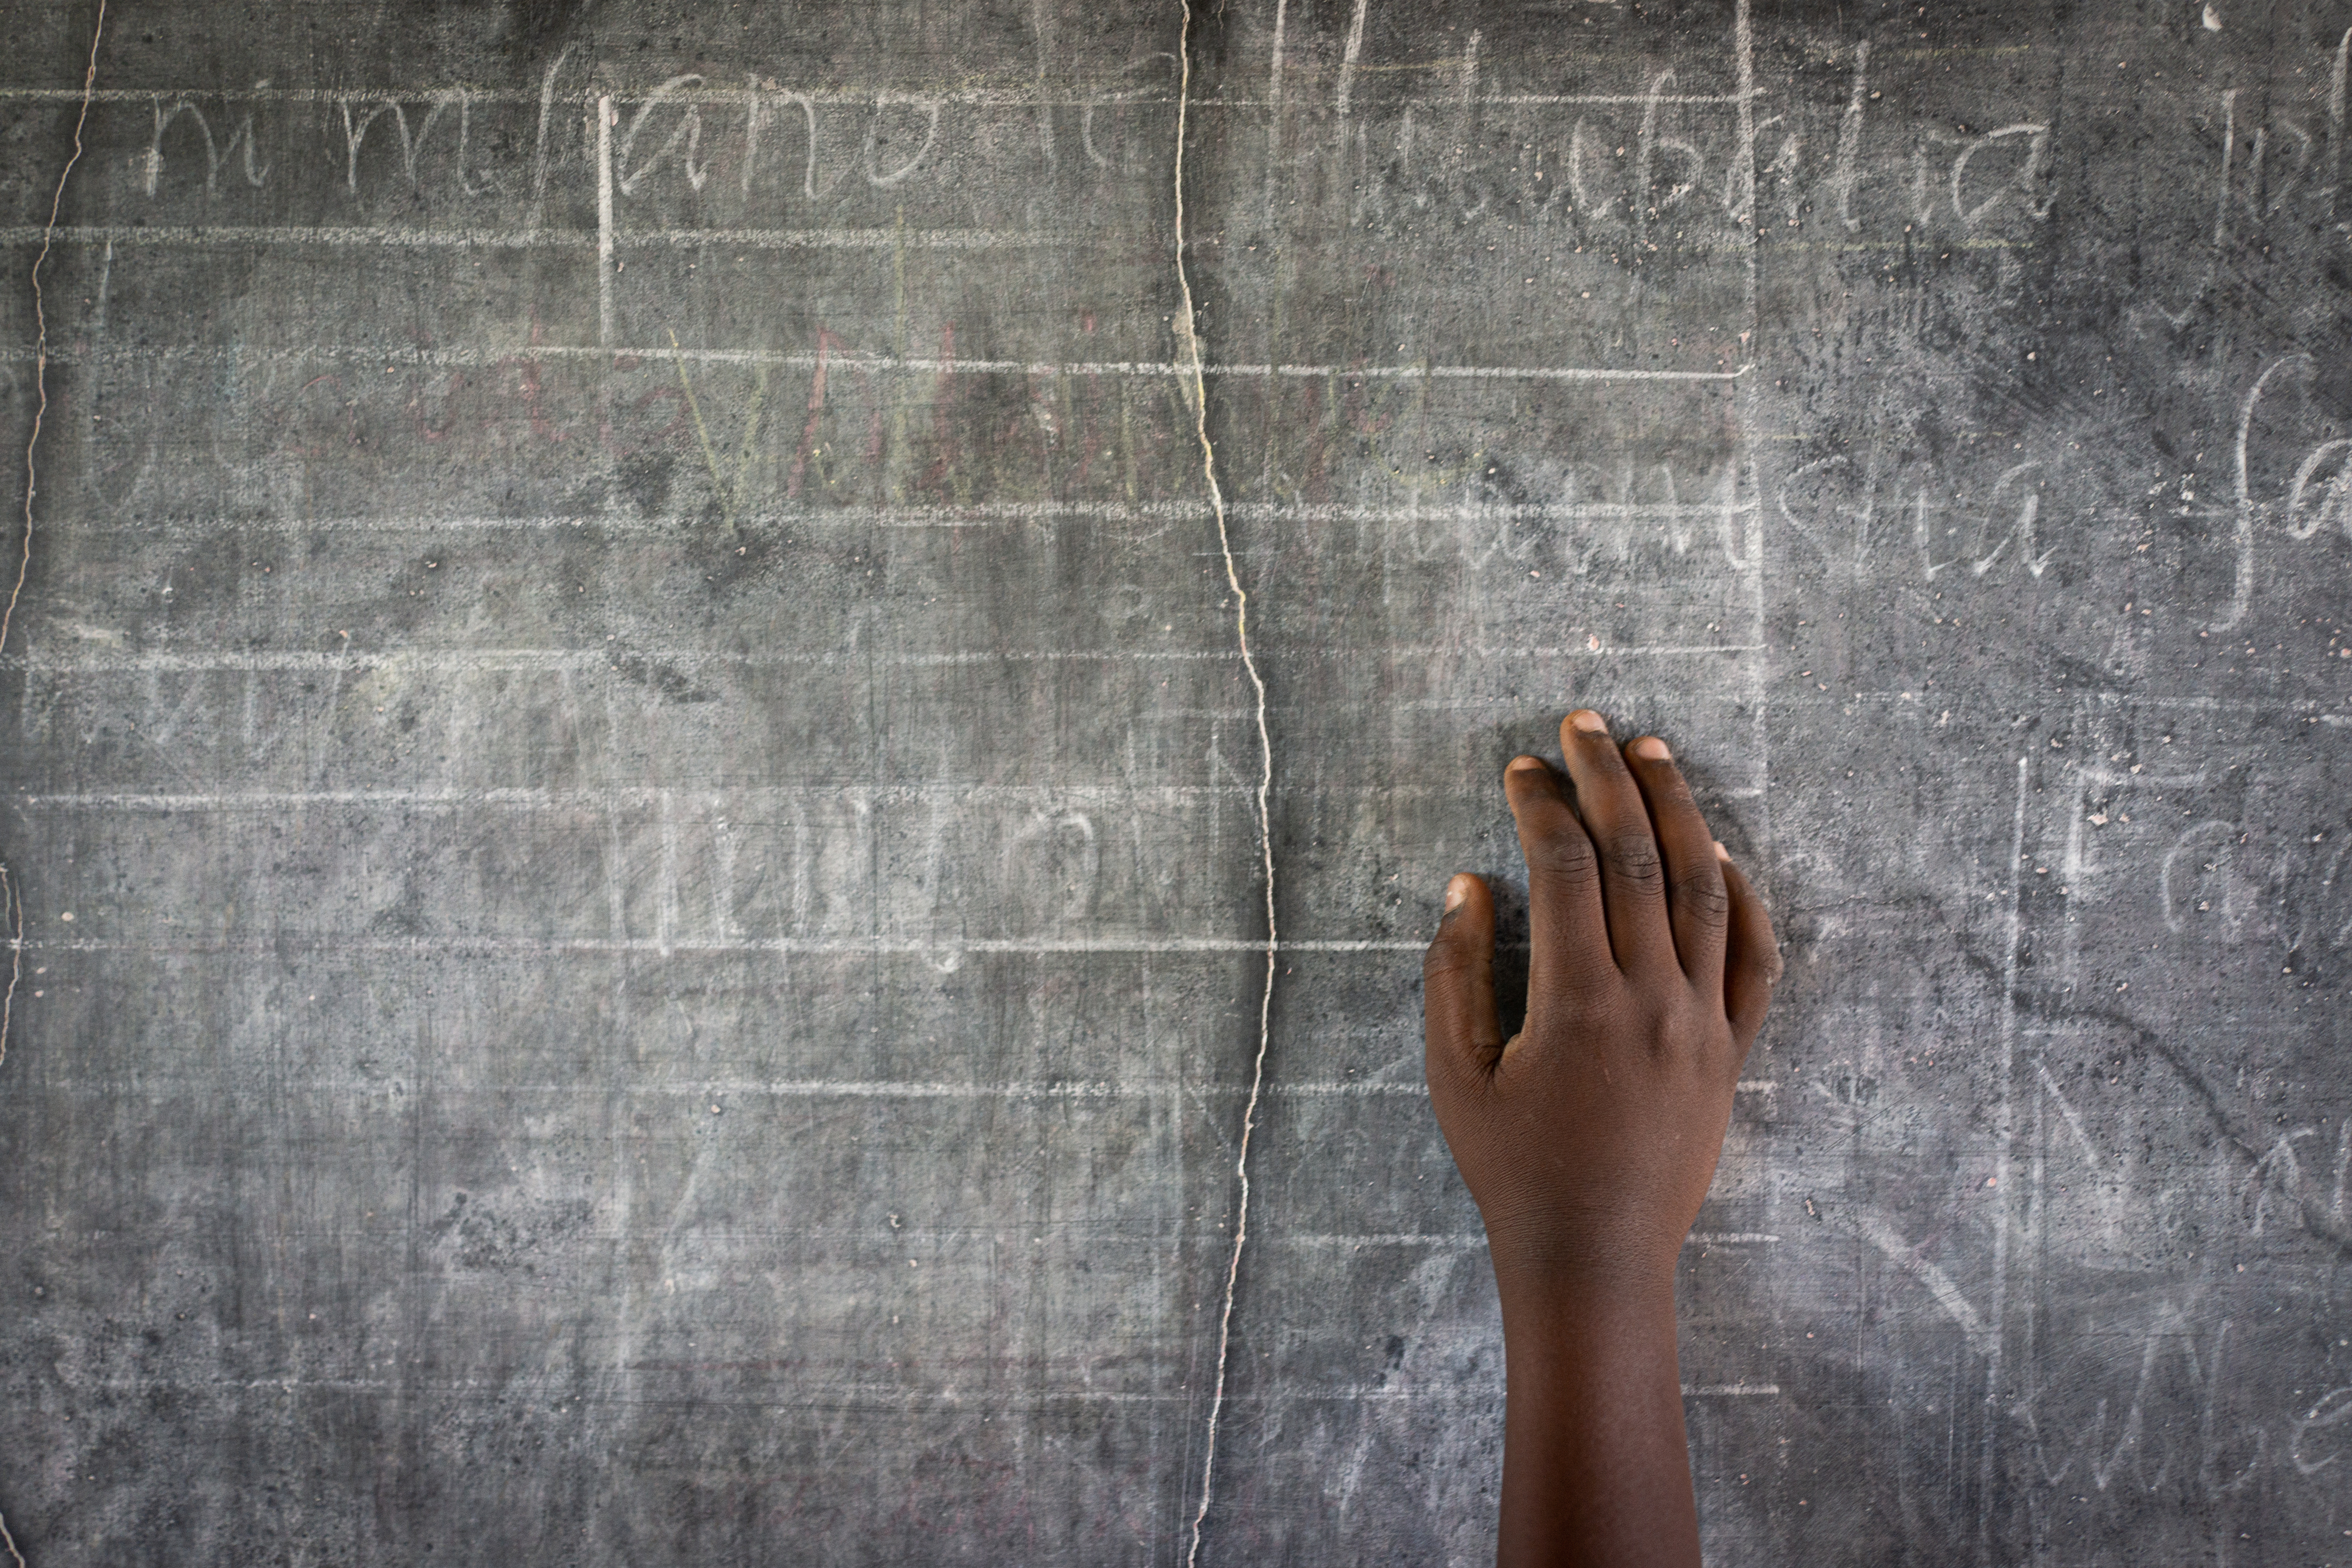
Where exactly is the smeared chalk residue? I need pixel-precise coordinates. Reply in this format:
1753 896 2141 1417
1172 1 1279 1562
1856 1209 1995 1355
596 93 615 346
1337 0 1368 119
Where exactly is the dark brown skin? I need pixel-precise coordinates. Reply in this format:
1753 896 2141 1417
1424 710 1780 1568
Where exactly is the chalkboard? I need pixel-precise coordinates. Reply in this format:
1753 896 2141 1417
4 0 2350 1561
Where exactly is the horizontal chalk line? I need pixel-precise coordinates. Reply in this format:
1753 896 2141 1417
1 647 1236 673
1830 690 2350 715
1455 92 1751 106
35 1074 1432 1099
0 224 1070 251
0 337 1751 382
59 1372 1778 1405
0 85 1762 109
20 785 1245 809
9 778 1778 808
19 935 1438 955
16 776 1758 808
80 500 1761 535
1284 1232 1778 1248
66 1376 1203 1409
0 643 1762 673
25 1074 1777 1101
0 85 1116 106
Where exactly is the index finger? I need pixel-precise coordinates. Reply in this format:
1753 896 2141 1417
1502 754 1613 1005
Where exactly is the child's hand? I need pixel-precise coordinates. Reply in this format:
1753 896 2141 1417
1424 710 1780 1298
1424 711 1780 1563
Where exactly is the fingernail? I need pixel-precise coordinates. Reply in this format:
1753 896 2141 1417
1443 874 1471 911
1569 709 1608 734
1628 736 1671 761
1505 754 1547 774
1713 840 1731 862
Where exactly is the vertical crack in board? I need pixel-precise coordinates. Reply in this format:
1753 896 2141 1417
8 0 106 658
1171 2 1279 1563
6 9 109 1562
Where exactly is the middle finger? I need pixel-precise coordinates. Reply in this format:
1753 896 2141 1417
1558 709 1674 975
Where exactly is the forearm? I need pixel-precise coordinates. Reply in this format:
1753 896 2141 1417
1494 1273 1699 1568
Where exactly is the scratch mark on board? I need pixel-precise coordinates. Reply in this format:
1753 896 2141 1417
1980 755 2029 1564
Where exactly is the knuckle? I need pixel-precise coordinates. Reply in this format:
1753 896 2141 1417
1671 867 1732 924
1599 827 1665 891
1524 827 1599 884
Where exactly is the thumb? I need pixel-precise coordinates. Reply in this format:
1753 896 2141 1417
1424 873 1504 1083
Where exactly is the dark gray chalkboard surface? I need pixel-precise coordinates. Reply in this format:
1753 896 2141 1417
4 0 2350 1561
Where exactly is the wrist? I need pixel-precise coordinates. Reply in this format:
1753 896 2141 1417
1482 1221 1682 1311
1492 1261 1678 1336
